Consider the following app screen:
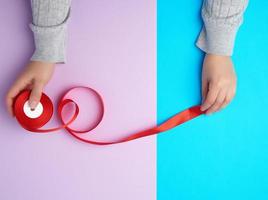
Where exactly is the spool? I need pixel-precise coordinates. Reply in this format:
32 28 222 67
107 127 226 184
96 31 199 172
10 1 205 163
23 101 43 119
14 90 53 130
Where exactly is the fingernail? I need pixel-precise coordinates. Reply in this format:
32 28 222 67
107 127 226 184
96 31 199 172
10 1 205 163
29 101 38 110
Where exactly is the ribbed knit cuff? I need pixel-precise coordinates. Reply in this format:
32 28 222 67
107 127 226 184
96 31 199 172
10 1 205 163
196 22 238 56
30 21 67 63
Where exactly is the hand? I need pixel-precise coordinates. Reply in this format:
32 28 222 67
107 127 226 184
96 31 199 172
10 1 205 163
201 54 237 115
6 61 55 116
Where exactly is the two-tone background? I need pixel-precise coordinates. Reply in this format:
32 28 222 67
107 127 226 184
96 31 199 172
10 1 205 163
0 0 268 199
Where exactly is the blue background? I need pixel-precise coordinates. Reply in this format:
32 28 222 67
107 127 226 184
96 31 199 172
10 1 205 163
157 0 268 199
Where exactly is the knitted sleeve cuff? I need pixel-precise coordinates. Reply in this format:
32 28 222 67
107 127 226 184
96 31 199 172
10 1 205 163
30 21 67 63
196 22 238 56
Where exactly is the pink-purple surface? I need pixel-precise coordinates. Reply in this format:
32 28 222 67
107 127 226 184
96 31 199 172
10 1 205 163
0 1 156 199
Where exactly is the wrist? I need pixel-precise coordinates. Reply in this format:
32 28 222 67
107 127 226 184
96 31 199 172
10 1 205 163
29 60 55 67
205 53 231 60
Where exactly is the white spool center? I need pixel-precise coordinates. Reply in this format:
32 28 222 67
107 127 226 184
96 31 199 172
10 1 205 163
23 100 44 119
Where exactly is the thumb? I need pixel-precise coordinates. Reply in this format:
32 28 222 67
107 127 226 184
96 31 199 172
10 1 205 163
29 82 44 110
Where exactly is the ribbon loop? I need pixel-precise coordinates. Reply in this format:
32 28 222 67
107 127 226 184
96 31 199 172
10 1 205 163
13 87 205 145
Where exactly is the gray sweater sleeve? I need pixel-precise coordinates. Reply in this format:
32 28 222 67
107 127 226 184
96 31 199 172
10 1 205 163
196 0 249 56
30 0 71 63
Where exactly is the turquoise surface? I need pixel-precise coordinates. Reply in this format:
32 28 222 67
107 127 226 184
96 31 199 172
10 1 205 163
157 0 268 199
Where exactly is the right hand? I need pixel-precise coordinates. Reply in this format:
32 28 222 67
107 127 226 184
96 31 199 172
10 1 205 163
6 61 55 116
200 54 237 115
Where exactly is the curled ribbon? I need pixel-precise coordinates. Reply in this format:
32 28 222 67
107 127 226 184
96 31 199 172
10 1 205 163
13 86 205 145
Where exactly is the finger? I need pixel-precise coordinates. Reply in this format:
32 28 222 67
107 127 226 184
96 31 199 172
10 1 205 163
202 79 208 103
201 82 220 111
220 90 235 111
6 78 29 116
29 81 45 110
206 89 226 115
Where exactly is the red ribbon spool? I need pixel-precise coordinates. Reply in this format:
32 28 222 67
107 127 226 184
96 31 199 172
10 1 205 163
13 86 205 145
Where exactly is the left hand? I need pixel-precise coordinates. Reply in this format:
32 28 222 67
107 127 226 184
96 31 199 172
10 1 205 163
201 54 237 115
6 61 55 116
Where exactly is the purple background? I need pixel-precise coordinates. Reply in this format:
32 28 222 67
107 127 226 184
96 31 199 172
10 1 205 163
0 1 156 199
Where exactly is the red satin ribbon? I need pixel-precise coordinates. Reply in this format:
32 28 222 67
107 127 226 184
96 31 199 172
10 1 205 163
13 86 205 145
